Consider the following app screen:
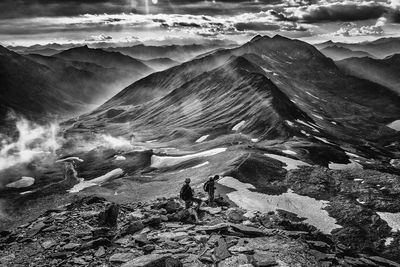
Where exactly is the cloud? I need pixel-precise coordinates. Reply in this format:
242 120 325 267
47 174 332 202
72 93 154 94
333 17 387 37
85 34 113 42
284 2 389 23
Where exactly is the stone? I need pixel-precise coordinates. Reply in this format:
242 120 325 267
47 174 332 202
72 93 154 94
92 227 111 237
158 232 189 241
142 244 155 254
214 237 231 261
121 254 173 267
82 238 111 249
124 221 145 234
133 234 150 246
202 207 222 215
144 215 162 226
110 253 138 263
219 254 249 267
71 257 87 265
194 235 209 243
0 253 15 264
227 208 246 223
128 211 146 221
163 200 182 214
228 245 254 254
95 246 106 257
27 222 46 237
63 243 80 250
230 224 266 237
98 203 119 228
41 240 56 249
197 223 230 233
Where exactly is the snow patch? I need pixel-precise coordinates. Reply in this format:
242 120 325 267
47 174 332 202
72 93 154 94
285 120 294 127
251 138 259 143
296 120 320 133
6 176 35 188
264 153 310 170
114 155 126 161
218 176 341 234
312 114 324 120
68 168 124 193
388 120 400 131
306 91 321 100
377 212 400 232
314 136 335 145
151 148 226 169
232 121 246 131
345 152 360 158
56 157 84 163
328 160 363 170
282 150 297 155
195 135 209 143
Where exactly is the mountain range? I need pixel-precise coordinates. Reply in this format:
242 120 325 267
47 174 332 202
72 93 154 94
0 45 155 124
315 37 400 59
77 35 400 147
337 54 400 95
320 45 373 61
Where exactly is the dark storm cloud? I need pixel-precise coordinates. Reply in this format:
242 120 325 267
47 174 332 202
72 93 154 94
234 22 281 31
291 4 389 23
0 0 134 19
0 0 286 19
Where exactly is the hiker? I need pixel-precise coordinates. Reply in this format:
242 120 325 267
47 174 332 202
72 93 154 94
204 175 219 206
180 178 202 210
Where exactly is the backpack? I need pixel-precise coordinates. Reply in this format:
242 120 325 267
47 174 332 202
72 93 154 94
203 181 211 192
180 184 192 201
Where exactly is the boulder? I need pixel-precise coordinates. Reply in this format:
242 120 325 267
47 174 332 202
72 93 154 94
98 203 119 228
144 215 162 226
214 237 231 261
227 208 246 223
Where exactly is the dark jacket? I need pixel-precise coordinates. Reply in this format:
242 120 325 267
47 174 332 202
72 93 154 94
180 184 193 201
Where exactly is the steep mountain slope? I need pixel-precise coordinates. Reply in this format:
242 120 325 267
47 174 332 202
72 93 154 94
55 46 153 76
0 46 84 123
0 46 156 125
90 35 400 140
337 54 400 95
320 45 373 60
88 56 312 140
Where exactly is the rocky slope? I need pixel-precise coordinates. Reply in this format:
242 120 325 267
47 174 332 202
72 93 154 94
2 195 400 267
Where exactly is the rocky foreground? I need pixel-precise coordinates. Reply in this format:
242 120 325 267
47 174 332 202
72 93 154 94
1 195 400 267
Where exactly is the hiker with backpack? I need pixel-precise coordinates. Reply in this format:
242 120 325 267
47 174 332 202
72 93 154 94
204 175 219 206
180 178 202 210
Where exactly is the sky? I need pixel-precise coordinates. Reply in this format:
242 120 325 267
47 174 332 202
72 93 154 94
1 0 400 47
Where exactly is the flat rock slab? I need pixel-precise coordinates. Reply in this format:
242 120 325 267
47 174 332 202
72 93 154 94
230 224 266 237
214 237 231 261
197 223 230 233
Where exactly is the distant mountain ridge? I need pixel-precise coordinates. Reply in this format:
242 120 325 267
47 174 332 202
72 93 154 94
315 37 400 58
320 45 373 60
337 54 400 95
